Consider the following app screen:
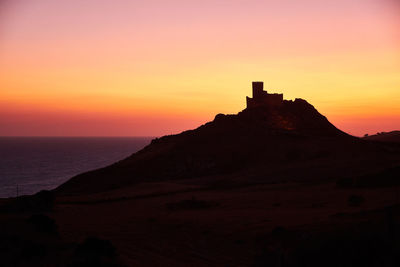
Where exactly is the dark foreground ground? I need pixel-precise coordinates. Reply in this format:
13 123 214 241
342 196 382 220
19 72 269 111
1 176 400 266
1 104 399 266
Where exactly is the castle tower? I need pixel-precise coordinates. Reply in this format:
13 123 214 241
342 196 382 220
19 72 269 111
252 81 264 98
246 81 283 109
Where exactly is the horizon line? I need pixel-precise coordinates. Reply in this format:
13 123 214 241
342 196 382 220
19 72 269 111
0 136 158 138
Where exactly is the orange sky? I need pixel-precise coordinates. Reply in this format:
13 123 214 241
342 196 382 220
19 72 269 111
1 0 399 137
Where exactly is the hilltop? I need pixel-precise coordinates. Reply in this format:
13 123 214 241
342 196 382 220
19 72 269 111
364 131 400 143
2 82 400 266
56 82 400 195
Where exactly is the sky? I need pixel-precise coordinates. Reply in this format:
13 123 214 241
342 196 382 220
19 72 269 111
0 0 399 137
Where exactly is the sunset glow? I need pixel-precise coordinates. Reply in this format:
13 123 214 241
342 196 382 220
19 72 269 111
1 0 399 136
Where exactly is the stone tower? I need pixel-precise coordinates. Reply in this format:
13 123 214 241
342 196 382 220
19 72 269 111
246 81 283 109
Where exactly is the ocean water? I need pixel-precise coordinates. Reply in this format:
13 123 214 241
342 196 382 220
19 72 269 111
0 137 152 198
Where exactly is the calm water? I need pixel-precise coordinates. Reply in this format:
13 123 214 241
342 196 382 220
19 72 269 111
0 137 152 198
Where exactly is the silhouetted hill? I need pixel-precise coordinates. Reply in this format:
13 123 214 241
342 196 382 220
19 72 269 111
363 131 400 143
56 96 400 195
3 87 400 266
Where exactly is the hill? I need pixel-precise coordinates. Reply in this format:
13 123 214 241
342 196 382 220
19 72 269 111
3 82 400 266
363 131 400 143
55 84 400 195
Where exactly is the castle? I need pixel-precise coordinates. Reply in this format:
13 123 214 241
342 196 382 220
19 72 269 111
246 81 283 109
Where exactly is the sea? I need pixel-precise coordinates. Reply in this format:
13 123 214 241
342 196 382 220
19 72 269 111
0 137 153 198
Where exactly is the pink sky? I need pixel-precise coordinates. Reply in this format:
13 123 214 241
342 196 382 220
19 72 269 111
1 0 399 136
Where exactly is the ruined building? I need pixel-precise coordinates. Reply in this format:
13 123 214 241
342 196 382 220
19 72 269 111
246 81 283 109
